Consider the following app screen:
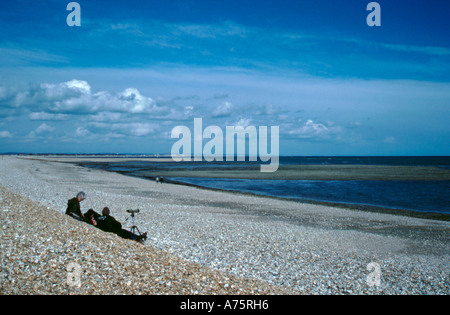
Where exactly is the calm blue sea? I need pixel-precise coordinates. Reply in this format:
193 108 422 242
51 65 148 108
169 177 450 214
80 156 450 215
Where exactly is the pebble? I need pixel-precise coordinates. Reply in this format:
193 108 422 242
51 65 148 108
0 156 449 295
0 186 290 295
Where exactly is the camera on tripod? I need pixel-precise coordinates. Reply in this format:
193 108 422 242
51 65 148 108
124 209 147 242
126 209 140 215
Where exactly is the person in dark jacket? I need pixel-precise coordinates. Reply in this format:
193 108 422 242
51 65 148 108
95 207 146 242
65 192 86 220
96 207 122 233
84 208 99 226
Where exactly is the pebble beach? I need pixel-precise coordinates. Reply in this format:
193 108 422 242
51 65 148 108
1 156 449 295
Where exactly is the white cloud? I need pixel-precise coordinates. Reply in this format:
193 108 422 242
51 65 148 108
88 112 123 122
233 118 253 128
35 123 54 135
174 21 249 39
0 131 12 138
29 112 69 121
74 127 91 138
0 46 68 67
125 123 158 137
41 79 90 99
10 79 172 117
380 43 450 57
64 79 91 94
90 122 159 137
1 70 448 155
26 123 55 139
118 88 160 114
287 119 342 139
212 101 234 117
0 85 23 108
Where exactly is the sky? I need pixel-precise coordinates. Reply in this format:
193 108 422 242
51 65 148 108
0 0 449 155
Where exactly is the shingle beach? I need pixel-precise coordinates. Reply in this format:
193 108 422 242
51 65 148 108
1 156 449 294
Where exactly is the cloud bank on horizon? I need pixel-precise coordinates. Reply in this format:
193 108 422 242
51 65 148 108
0 0 449 155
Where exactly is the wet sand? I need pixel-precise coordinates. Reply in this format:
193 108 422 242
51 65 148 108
35 156 450 181
137 164 450 181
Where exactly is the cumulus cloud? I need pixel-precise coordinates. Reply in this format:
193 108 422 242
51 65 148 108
121 122 158 137
0 79 197 149
29 112 69 121
0 131 12 138
74 127 91 138
39 80 92 111
61 79 91 94
233 118 253 128
35 123 55 135
27 123 55 139
118 88 163 114
0 85 24 108
212 101 234 117
287 119 342 139
13 79 170 116
88 112 123 122
0 76 368 153
89 122 159 137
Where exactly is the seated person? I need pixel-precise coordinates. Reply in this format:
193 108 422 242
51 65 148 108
65 192 86 220
84 208 100 226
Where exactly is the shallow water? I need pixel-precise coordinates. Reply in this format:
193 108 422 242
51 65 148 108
168 177 450 214
80 156 450 215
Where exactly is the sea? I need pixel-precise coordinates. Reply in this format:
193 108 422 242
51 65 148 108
78 156 450 215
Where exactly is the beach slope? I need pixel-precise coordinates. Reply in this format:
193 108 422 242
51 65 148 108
0 156 449 294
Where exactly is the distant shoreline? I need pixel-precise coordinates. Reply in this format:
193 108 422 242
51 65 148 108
15 154 450 181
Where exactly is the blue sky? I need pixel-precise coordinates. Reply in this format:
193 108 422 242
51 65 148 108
0 0 449 155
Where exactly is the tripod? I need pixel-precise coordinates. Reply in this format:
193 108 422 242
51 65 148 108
129 213 144 236
125 209 147 241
